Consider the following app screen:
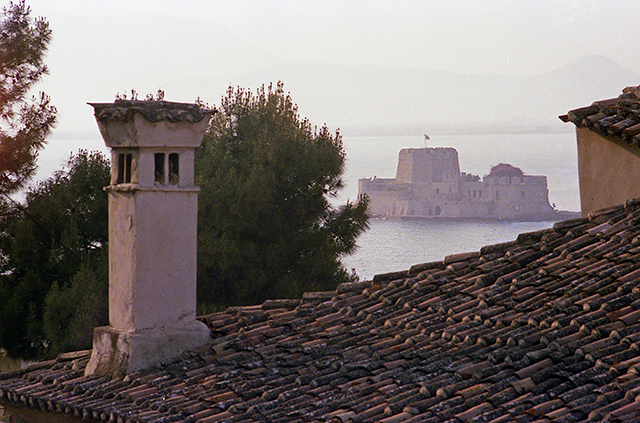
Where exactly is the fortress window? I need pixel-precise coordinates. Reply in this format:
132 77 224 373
435 206 441 216
521 191 525 198
479 190 482 198
117 153 132 184
495 191 499 199
435 188 440 194
168 153 179 185
468 189 471 197
154 153 165 183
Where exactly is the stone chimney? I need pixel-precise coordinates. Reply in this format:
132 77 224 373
85 100 214 377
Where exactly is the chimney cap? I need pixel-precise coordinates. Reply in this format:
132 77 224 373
88 100 215 124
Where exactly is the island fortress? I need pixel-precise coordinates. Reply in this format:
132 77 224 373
358 147 558 220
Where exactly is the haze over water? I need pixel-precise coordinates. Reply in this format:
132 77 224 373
341 131 579 279
15 0 640 282
37 131 577 281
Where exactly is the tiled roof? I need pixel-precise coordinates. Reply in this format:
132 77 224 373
90 100 214 123
5 200 640 421
560 85 640 147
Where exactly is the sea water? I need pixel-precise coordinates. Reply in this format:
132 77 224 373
36 131 579 281
341 218 558 280
339 132 579 279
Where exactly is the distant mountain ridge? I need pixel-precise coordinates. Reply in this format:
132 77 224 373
237 55 640 135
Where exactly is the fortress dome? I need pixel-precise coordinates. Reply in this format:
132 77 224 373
488 163 524 178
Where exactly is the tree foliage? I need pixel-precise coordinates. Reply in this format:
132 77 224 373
0 150 109 358
197 83 369 307
0 84 370 358
0 0 56 193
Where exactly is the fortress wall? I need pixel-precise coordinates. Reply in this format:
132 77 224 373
365 191 411 216
359 178 411 217
484 176 525 185
358 177 402 192
442 199 490 218
410 179 461 202
524 175 547 184
488 176 554 218
461 181 490 201
383 200 426 218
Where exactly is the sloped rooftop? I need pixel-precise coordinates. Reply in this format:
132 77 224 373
4 200 640 422
560 85 640 147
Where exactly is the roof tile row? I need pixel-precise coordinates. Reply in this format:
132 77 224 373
559 85 640 147
7 200 640 421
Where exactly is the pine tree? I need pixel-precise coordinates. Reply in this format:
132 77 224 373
197 83 369 307
0 0 56 193
0 150 109 358
0 84 370 357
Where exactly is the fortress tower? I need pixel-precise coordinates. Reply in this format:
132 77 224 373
395 147 461 183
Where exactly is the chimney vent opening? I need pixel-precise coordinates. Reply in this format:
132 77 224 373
168 153 179 185
154 153 165 183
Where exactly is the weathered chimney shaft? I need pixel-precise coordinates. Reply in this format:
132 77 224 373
85 100 214 377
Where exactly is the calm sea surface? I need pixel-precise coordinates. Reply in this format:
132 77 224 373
39 132 579 281
339 132 579 279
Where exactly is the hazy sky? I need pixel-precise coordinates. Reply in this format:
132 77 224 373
21 0 640 133
11 0 640 184
28 0 640 74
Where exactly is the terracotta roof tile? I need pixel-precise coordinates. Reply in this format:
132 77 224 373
6 201 640 421
560 86 640 147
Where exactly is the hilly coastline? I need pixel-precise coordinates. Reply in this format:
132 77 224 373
234 55 640 136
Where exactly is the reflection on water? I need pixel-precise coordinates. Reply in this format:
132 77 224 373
343 218 556 280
